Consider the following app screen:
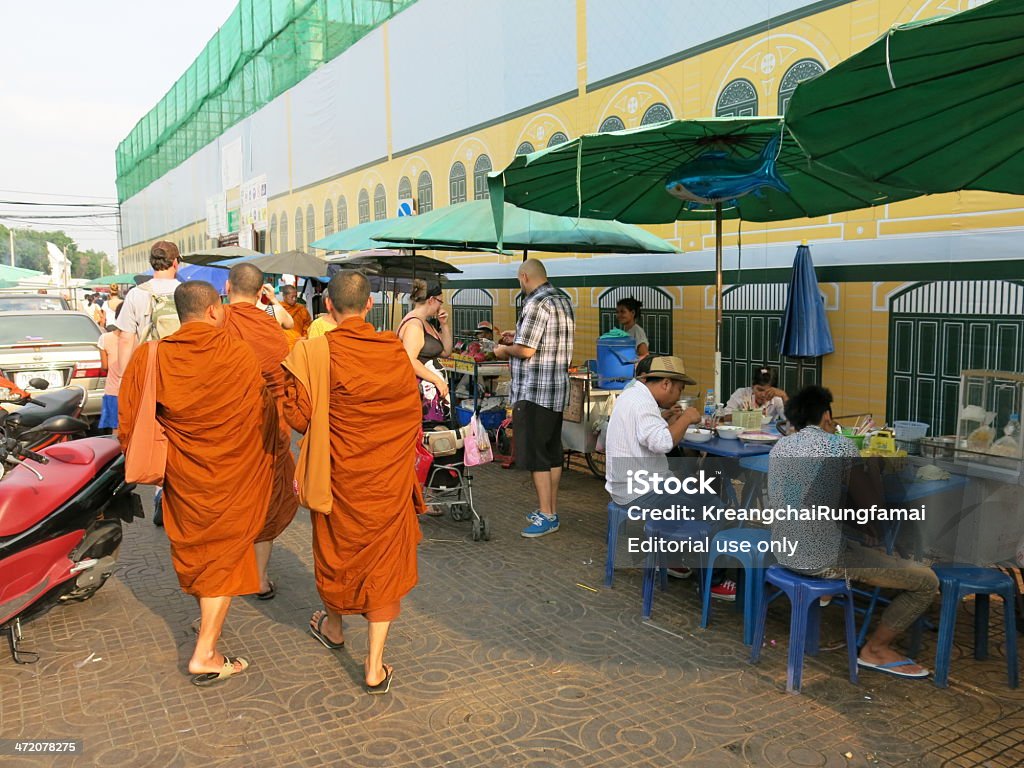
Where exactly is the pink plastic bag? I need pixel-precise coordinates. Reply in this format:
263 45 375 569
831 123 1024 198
464 413 493 467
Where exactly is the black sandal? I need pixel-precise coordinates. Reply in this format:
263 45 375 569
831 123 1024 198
309 612 345 650
256 581 276 600
366 663 393 695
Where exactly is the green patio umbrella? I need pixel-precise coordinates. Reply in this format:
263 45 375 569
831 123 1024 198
487 116 917 398
786 0 1024 195
212 250 331 277
0 264 44 282
371 199 682 255
85 272 143 287
310 217 419 253
182 245 263 266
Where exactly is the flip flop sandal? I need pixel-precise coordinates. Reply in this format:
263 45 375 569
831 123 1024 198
309 613 345 650
191 656 249 687
857 658 929 679
256 582 276 600
366 663 394 695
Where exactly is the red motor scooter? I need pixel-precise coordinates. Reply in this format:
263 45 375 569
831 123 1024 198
0 387 141 663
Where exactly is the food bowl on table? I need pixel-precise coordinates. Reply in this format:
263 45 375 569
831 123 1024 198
716 425 745 440
737 430 780 444
685 427 713 444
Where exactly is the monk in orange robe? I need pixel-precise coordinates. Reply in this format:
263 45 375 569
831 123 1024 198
281 285 312 348
119 280 277 686
282 270 424 695
223 263 300 599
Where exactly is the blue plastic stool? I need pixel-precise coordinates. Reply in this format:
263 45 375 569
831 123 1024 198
641 518 712 620
605 502 631 587
701 528 773 645
750 565 859 694
931 563 1018 689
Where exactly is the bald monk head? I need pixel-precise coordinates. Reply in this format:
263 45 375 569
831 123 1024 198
281 285 299 306
174 280 225 328
325 271 372 321
226 263 265 301
518 257 548 295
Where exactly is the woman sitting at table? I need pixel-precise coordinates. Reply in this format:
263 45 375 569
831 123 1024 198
724 365 787 421
768 385 939 680
616 297 649 359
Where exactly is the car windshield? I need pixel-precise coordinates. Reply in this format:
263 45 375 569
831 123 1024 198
0 296 69 311
0 314 101 346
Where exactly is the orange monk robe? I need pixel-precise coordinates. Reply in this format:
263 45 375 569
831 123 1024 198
282 301 312 350
223 303 299 542
282 318 424 615
118 323 277 597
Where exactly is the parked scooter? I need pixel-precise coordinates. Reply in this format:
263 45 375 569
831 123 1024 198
0 390 141 663
0 376 88 451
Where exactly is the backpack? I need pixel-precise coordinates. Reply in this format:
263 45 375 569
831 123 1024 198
138 282 181 342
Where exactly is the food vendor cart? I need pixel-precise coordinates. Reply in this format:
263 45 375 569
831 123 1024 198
561 370 616 478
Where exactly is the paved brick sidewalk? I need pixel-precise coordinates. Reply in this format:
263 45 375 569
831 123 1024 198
2 458 1022 767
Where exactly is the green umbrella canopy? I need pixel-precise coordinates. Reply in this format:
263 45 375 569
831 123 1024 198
182 245 263 266
487 116 918 227
786 0 1024 195
310 217 420 253
212 250 331 277
85 272 143 287
0 264 44 281
371 199 681 253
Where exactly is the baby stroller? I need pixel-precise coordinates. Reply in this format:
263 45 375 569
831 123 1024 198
421 374 489 541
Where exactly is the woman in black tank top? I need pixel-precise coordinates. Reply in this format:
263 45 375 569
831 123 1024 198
398 279 454 409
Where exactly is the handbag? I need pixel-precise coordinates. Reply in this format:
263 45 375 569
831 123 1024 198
464 412 494 467
124 341 168 486
414 430 434 485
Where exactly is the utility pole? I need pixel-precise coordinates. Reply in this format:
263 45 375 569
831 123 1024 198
8 228 13 267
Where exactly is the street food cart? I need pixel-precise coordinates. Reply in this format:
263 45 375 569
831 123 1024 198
561 370 617 478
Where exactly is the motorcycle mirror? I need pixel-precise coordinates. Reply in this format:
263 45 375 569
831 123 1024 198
23 415 89 437
28 378 51 390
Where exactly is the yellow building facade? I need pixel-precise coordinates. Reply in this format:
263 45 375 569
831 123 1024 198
119 0 1024 435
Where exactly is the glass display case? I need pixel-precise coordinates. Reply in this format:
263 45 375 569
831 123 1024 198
951 369 1024 476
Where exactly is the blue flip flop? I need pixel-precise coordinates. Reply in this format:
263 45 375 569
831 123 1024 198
857 658 929 679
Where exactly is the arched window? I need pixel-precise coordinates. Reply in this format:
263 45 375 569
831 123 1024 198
778 58 825 114
641 103 673 125
337 196 348 230
323 199 334 236
358 189 370 224
598 286 674 356
417 171 434 213
716 79 758 117
269 213 278 253
373 184 387 220
547 132 569 147
473 155 492 200
279 212 289 252
293 207 304 251
451 289 495 344
398 176 412 202
306 204 315 245
449 162 467 204
188 235 195 253
515 141 535 156
598 116 625 133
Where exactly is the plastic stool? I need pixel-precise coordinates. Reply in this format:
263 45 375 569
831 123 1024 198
605 502 631 587
701 528 773 645
932 564 1018 689
750 564 859 694
641 518 712 620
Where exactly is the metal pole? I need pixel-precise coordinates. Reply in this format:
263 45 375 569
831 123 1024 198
714 202 723 405
8 228 13 267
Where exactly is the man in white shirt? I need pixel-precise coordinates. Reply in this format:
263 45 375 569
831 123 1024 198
115 240 182 366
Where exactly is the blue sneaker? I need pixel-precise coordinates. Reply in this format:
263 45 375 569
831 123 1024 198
522 512 559 538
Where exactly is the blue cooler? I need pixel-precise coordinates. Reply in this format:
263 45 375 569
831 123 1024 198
596 331 637 390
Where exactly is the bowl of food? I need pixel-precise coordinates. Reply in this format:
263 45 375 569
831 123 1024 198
738 431 781 444
685 427 713 444
716 425 745 440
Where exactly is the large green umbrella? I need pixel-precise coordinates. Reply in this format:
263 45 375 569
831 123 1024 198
0 264 44 282
212 250 331 277
182 245 263 266
786 0 1024 194
85 272 143 287
310 218 418 253
371 199 682 255
487 116 916 398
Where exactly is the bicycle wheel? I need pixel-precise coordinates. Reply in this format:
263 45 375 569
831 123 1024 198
585 451 606 479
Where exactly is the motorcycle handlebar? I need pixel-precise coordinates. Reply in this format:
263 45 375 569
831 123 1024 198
17 446 49 465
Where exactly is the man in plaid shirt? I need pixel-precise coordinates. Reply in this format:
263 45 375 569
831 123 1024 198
493 259 575 537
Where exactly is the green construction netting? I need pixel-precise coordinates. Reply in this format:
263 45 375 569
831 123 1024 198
115 0 417 203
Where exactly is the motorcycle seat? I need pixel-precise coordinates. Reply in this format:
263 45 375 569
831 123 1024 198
0 438 122 537
10 389 83 429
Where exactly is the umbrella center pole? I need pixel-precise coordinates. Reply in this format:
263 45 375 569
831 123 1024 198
714 203 723 405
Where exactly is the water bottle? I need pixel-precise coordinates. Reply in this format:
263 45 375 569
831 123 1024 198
1007 413 1020 437
703 388 716 428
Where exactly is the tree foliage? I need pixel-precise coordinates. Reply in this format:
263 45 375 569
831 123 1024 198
0 225 111 279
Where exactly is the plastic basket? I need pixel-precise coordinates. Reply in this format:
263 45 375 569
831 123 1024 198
455 406 506 430
894 420 929 455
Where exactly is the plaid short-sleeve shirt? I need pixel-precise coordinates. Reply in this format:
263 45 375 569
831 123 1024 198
511 282 575 411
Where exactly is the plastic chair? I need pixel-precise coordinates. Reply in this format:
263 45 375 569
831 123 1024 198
931 563 1018 689
605 501 631 587
750 564 859 694
701 528 773 645
641 517 712 619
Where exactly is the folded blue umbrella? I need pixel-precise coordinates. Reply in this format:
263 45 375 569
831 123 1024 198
779 244 833 358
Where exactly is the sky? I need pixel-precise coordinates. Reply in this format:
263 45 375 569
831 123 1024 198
0 0 239 265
